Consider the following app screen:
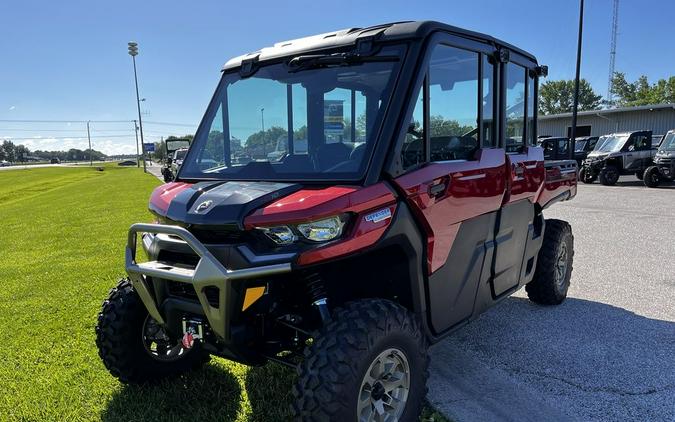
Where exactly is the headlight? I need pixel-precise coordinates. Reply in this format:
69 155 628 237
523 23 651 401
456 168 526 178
297 216 346 242
257 215 347 245
258 225 296 245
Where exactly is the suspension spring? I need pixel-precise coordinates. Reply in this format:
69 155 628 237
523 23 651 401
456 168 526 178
304 272 331 323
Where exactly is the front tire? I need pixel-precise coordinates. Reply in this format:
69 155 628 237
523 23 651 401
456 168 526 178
643 166 661 188
599 165 620 186
293 300 429 421
95 278 209 384
579 167 596 184
526 219 574 305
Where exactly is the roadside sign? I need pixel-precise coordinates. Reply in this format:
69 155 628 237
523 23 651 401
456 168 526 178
143 143 155 152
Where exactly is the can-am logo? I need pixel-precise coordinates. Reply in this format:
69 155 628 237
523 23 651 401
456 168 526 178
196 200 213 212
364 208 392 223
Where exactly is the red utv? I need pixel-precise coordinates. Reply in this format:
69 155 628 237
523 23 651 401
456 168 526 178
96 21 577 421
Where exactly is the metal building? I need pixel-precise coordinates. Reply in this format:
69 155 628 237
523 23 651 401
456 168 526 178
538 103 675 138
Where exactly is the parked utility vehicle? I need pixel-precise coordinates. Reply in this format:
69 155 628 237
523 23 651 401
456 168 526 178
161 138 191 182
644 129 675 187
96 21 577 421
581 130 654 185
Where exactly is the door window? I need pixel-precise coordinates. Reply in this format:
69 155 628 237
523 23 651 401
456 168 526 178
482 55 495 147
428 45 479 161
505 63 526 153
401 88 425 170
527 71 536 145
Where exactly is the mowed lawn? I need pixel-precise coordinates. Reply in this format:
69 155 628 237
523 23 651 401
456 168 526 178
0 165 446 422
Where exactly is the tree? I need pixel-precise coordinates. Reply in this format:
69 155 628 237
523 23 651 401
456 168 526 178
245 126 288 158
2 140 16 162
610 72 675 107
539 79 603 115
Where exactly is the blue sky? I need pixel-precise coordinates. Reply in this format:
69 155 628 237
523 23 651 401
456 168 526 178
1 0 673 155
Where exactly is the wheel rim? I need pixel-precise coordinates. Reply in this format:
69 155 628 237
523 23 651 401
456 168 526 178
142 316 188 362
555 242 568 288
358 348 410 422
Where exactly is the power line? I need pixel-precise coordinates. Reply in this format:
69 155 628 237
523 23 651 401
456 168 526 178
0 119 197 126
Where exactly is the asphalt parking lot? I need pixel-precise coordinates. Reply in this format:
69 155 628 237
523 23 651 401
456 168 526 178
428 176 675 422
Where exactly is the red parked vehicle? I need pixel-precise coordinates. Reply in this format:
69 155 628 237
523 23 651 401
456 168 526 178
96 21 577 421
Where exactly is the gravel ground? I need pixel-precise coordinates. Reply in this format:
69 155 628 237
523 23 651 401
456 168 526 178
428 176 675 422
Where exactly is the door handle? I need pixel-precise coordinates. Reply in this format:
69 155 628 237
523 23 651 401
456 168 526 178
428 181 447 197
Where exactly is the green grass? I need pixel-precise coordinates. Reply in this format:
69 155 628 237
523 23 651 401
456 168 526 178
0 165 447 421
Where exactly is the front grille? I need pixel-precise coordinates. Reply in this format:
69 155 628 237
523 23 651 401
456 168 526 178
190 227 245 244
166 281 220 307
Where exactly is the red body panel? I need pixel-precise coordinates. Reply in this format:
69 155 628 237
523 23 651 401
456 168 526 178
503 147 546 204
297 204 397 266
393 148 508 273
149 182 192 214
244 183 396 228
537 165 578 208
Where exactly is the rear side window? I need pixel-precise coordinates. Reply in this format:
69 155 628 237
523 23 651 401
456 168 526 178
527 71 536 146
505 62 526 153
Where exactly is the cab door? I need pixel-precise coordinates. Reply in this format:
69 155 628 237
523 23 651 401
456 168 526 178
392 38 508 335
491 61 545 297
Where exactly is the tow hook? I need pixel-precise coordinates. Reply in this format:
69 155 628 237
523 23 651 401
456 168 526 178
181 318 204 349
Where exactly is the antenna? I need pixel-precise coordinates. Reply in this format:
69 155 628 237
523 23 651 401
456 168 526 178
607 0 619 107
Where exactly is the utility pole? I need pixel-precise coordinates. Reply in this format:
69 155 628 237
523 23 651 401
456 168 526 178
261 107 265 156
86 120 92 166
133 120 140 167
607 0 619 107
570 0 584 160
128 42 147 173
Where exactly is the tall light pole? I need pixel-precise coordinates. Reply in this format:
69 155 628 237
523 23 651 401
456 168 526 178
86 120 92 166
133 119 140 167
261 107 266 156
570 0 585 159
128 41 147 173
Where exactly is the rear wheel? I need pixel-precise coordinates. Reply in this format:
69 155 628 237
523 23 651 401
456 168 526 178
95 278 209 383
643 166 661 188
599 165 619 186
293 299 429 421
526 219 573 305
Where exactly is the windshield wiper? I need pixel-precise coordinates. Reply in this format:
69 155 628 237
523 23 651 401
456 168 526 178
287 52 398 72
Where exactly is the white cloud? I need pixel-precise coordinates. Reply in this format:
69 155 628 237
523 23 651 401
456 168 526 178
8 106 15 111
6 137 138 156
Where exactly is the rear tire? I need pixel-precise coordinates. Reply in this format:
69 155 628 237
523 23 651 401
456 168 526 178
599 165 619 186
643 166 661 188
95 278 209 384
293 299 429 421
526 219 573 305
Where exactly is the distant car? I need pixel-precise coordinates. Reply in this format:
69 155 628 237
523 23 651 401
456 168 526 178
50 158 61 164
0 160 10 167
118 160 137 166
537 137 571 161
573 136 600 164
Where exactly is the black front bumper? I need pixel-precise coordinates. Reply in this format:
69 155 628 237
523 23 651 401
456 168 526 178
126 224 292 345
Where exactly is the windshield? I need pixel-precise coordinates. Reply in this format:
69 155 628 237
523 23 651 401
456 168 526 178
179 46 405 181
596 134 628 152
661 133 675 151
574 140 587 152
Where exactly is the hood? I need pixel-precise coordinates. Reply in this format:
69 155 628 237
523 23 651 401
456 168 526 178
586 151 609 159
656 150 675 158
150 181 302 229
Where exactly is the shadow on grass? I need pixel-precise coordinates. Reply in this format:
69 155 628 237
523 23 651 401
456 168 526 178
101 365 241 422
245 363 296 421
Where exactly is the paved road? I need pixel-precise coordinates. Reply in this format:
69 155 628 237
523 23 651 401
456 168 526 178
428 176 675 421
0 161 109 171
